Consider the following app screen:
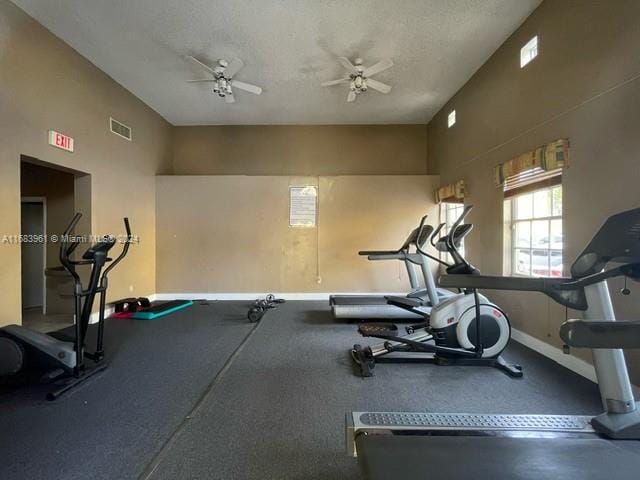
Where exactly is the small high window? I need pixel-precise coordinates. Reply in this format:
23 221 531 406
447 110 456 128
520 36 538 68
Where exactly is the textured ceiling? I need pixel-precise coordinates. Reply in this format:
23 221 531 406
13 0 541 125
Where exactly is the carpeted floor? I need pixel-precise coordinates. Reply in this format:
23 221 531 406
0 301 604 480
144 301 602 480
0 301 254 480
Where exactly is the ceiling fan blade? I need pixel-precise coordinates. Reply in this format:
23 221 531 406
337 56 358 74
186 55 216 74
225 94 236 104
225 58 245 78
347 91 357 103
186 79 216 83
231 80 262 95
366 78 392 94
321 77 350 87
363 58 393 77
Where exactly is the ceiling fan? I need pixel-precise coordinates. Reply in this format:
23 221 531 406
321 57 393 103
186 56 262 104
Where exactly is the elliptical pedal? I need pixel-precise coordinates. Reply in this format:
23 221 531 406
358 323 399 337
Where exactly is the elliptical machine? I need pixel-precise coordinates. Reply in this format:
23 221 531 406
0 213 132 400
351 205 522 378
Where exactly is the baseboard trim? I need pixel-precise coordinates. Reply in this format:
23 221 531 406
153 292 407 301
89 306 115 324
511 327 597 383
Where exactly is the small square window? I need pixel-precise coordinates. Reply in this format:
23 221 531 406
447 110 456 128
520 36 538 68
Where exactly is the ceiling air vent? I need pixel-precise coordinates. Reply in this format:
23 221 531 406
110 117 132 141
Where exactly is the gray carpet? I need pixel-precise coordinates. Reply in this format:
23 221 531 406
0 301 255 480
145 301 603 480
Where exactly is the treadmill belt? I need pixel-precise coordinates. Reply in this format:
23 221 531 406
356 434 640 480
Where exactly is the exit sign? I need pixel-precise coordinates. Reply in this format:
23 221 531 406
48 130 74 153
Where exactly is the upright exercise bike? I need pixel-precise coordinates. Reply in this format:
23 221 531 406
351 205 522 378
0 213 132 399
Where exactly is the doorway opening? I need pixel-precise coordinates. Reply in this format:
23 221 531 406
20 156 91 332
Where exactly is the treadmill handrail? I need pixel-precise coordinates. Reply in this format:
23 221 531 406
359 249 403 256
358 224 435 257
438 262 640 311
560 319 640 349
438 273 588 310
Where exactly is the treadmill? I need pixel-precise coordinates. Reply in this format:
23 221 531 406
330 218 450 320
346 207 640 479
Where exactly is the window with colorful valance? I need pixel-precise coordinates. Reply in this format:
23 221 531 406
493 138 570 188
435 180 465 204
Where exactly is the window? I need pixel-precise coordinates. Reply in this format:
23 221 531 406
505 185 562 277
439 202 465 262
520 36 538 68
447 110 456 128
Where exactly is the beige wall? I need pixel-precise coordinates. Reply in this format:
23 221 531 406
0 1 172 326
426 0 640 382
172 125 428 176
156 175 439 293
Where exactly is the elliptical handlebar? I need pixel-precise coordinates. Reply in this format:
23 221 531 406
102 218 132 278
430 223 445 247
445 205 476 273
59 213 83 284
58 214 133 283
416 215 450 267
445 204 472 251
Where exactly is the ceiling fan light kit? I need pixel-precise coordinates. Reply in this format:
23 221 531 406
186 56 263 104
321 56 393 103
187 54 392 105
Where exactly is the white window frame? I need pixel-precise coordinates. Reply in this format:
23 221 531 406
504 184 563 278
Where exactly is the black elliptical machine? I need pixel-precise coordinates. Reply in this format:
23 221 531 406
0 213 132 399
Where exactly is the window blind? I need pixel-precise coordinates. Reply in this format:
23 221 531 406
503 167 562 198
